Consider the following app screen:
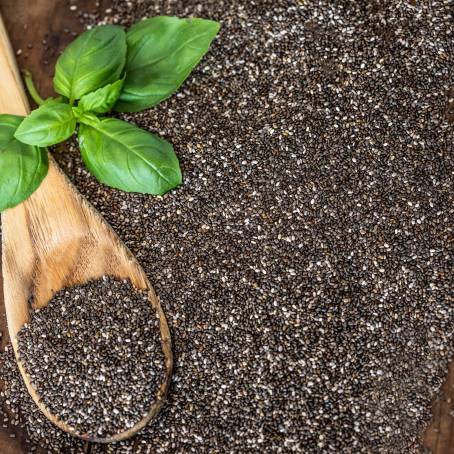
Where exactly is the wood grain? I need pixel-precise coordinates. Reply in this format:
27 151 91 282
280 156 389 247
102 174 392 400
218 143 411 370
0 0 172 446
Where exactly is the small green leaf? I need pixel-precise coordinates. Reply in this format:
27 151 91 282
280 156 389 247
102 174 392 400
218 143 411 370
78 118 182 195
78 79 124 114
14 103 76 147
73 108 100 127
72 106 83 120
0 114 48 212
115 16 220 112
53 25 126 102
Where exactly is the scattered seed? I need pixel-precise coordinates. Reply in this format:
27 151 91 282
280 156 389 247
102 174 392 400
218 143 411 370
1 0 453 452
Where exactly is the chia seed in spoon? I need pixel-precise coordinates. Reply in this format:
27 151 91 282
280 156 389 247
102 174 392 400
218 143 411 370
16 276 165 439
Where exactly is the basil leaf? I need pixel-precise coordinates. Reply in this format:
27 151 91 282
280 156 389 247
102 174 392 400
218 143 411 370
73 108 101 127
115 16 220 112
14 103 76 147
0 114 48 212
53 25 126 102
78 79 124 114
78 118 182 195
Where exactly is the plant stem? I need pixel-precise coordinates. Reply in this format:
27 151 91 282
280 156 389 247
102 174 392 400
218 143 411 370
23 70 45 106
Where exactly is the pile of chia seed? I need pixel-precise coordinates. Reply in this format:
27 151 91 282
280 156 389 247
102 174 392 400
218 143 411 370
1 0 453 452
16 276 165 440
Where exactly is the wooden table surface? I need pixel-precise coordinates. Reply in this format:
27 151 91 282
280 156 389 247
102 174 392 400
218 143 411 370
0 1 452 452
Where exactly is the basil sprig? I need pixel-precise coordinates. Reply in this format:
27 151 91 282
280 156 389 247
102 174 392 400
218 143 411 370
0 16 220 212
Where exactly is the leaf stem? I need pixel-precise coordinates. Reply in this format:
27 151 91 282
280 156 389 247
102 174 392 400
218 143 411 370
23 70 45 106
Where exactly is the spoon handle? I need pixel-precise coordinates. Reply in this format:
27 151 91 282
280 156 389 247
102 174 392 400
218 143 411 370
0 13 34 337
0 15 29 115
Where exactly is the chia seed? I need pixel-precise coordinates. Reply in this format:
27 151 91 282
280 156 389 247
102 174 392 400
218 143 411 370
16 276 166 439
1 0 454 452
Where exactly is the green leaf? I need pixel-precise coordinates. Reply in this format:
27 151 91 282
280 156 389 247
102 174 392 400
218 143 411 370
78 118 182 195
72 108 100 127
0 114 48 212
78 79 124 114
115 16 220 112
14 103 76 147
53 25 126 102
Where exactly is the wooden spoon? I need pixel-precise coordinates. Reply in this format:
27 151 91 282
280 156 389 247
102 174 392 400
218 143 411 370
0 15 173 443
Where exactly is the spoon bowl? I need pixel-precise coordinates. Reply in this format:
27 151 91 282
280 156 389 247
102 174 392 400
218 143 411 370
0 14 173 443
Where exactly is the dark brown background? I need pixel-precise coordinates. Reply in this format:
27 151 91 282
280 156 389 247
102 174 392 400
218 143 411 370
0 1 452 452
